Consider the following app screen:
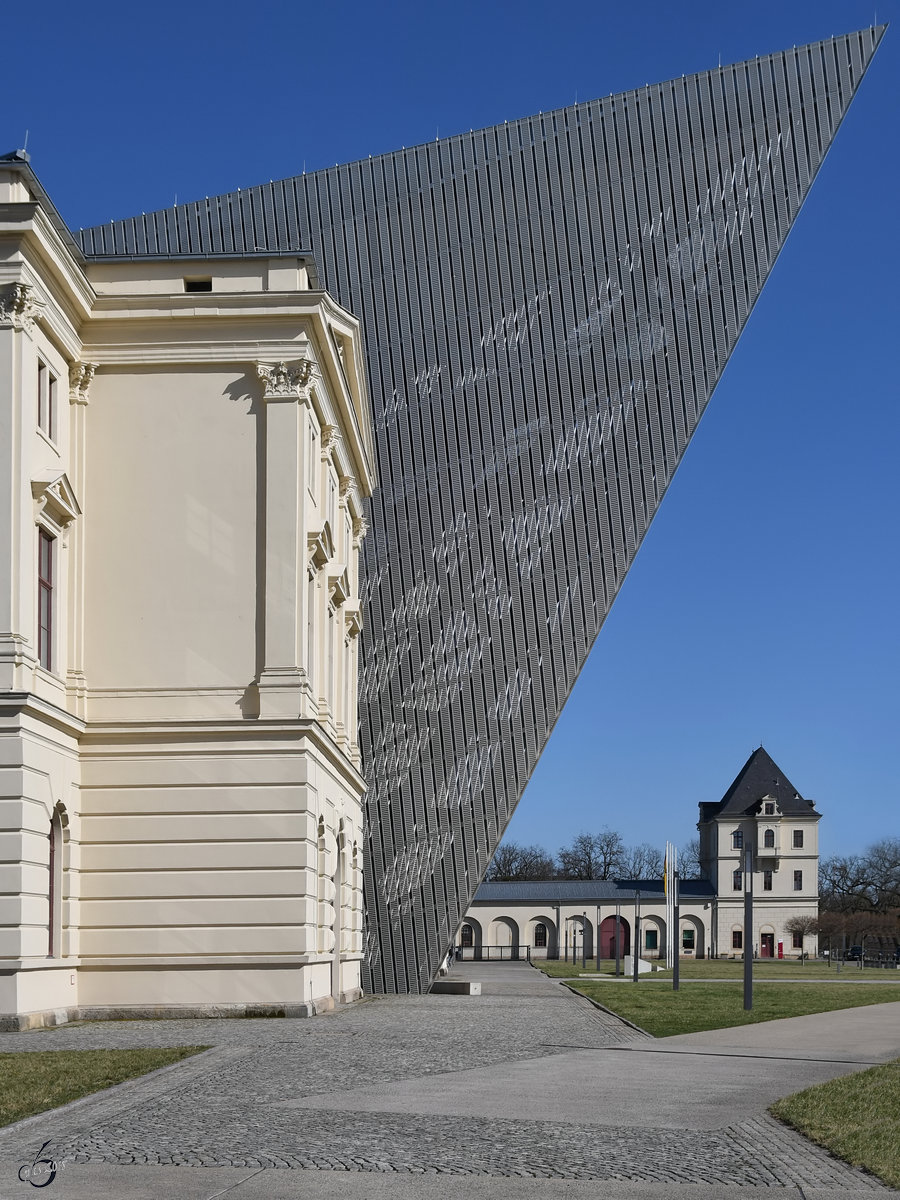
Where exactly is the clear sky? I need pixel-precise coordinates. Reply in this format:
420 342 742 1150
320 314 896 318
5 1 898 861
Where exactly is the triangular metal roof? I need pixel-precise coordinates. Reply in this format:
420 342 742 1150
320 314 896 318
702 746 821 820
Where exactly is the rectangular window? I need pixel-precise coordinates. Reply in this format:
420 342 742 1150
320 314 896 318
763 869 773 891
645 929 658 951
732 869 742 891
308 419 318 499
792 931 803 950
793 829 804 849
732 929 743 950
682 928 695 950
764 801 775 815
793 870 803 891
37 360 57 441
732 829 743 849
38 530 54 670
306 575 316 687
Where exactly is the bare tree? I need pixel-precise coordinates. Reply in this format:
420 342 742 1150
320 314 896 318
783 914 819 965
485 841 556 881
557 829 626 880
820 837 900 916
678 837 702 880
622 842 664 879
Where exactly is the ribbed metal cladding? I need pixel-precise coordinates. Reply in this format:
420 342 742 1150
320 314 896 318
82 29 883 994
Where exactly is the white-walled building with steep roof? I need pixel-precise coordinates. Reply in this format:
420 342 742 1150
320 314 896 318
460 749 820 963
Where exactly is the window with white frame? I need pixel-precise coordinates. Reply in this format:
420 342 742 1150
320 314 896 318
38 529 54 671
37 360 57 441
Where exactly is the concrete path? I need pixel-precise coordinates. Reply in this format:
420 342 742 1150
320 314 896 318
0 962 896 1199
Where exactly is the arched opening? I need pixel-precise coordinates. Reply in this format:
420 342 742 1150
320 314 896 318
331 820 345 1002
642 915 665 960
598 915 630 959
458 917 483 959
680 915 705 959
529 914 558 958
565 914 594 961
48 805 65 958
489 916 521 959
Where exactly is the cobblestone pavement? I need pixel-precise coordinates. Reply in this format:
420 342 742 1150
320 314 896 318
0 966 894 1193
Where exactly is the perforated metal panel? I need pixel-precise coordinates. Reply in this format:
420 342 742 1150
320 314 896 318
81 29 883 993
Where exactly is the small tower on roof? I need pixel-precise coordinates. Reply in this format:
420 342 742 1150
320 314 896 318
697 748 821 959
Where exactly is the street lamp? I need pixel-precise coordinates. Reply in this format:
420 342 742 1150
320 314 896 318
633 890 641 983
744 847 753 1011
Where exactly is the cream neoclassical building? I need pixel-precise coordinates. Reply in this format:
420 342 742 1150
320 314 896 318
461 748 821 963
0 152 375 1028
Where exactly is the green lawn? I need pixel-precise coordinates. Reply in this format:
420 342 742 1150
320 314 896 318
566 980 900 1037
535 957 894 981
771 1059 900 1190
0 1047 208 1127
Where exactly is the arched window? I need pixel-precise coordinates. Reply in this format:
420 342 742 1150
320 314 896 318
461 923 474 948
764 828 775 849
48 806 64 957
534 922 547 948
732 829 743 849
732 868 742 891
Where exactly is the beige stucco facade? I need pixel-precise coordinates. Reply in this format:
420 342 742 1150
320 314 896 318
0 155 375 1027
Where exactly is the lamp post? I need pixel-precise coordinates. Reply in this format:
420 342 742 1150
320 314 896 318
596 904 602 972
633 890 641 983
673 867 680 992
615 901 621 977
582 911 587 969
743 847 753 1011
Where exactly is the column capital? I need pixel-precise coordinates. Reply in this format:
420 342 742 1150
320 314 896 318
256 358 316 402
69 362 97 405
0 282 42 333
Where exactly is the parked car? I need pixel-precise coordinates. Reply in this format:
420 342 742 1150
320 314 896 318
846 946 863 960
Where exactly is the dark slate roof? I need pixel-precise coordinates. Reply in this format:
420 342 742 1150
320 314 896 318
699 747 821 822
471 878 716 905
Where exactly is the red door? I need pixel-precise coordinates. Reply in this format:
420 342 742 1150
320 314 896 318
760 933 775 958
598 916 630 958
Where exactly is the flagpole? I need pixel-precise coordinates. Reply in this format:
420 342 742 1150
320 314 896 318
673 846 680 992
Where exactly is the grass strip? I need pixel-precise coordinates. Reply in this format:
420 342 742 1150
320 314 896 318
0 1047 209 1127
566 981 900 1037
771 1058 900 1190
535 958 897 981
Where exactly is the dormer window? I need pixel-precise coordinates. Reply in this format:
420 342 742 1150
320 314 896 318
763 801 776 815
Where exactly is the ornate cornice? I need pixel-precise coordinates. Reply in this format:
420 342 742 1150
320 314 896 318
352 515 369 547
69 362 97 404
0 283 42 333
338 474 358 507
321 424 342 457
256 358 316 401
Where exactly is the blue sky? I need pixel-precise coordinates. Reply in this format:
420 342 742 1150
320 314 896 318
5 1 898 860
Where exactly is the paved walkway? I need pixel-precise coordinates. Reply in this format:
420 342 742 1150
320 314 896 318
0 962 897 1198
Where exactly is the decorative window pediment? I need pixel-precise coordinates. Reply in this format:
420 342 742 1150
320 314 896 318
32 472 81 530
308 523 334 570
328 564 350 607
344 600 363 639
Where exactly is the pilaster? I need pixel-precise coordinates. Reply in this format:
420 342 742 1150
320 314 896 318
256 358 318 718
